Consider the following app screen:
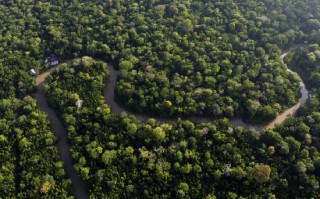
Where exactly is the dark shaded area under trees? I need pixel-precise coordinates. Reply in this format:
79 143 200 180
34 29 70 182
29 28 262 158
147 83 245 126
44 56 320 198
1 0 320 198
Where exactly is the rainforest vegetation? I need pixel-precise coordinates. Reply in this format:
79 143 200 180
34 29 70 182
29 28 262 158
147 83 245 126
286 44 320 95
45 56 320 198
1 0 320 198
0 97 72 198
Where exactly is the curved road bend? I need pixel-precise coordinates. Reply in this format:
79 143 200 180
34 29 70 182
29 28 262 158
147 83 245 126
34 62 89 199
104 45 309 131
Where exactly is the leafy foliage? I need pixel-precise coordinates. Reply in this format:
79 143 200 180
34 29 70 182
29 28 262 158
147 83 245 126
1 0 320 198
0 97 72 198
45 57 320 198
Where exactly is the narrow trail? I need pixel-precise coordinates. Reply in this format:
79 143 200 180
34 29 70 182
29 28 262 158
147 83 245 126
34 61 89 199
32 44 308 199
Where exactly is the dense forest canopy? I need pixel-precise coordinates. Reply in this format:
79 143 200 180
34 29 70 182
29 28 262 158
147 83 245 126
2 0 320 122
0 97 72 198
0 0 320 198
286 44 320 93
44 56 320 198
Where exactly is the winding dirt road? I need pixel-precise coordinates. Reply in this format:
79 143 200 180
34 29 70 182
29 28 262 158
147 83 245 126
34 62 89 199
33 45 308 198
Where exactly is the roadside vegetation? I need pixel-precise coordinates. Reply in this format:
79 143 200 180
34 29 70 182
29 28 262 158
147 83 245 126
45 56 320 198
0 0 320 198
